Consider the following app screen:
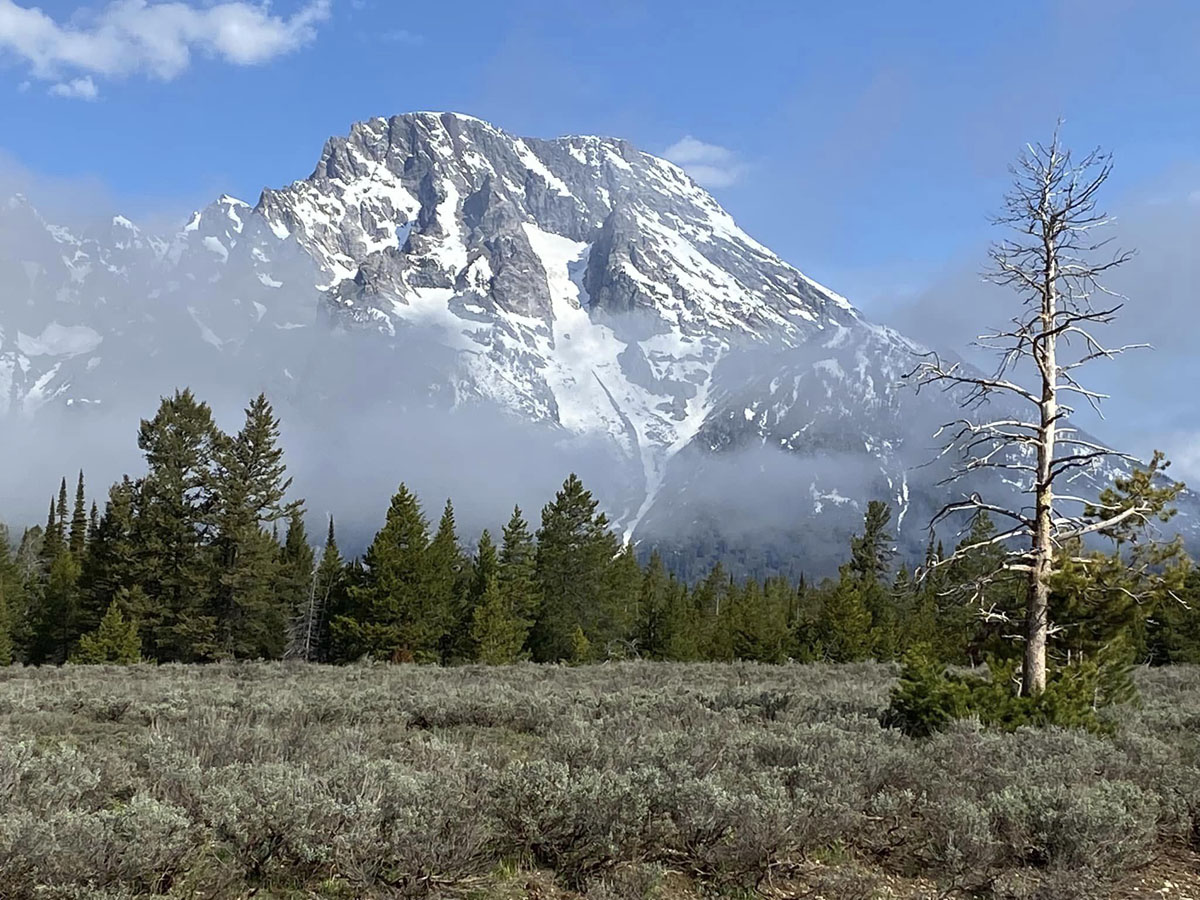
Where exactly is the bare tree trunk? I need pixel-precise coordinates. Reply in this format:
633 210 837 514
1025 217 1059 697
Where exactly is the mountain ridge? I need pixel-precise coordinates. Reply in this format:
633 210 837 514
1 111 1186 573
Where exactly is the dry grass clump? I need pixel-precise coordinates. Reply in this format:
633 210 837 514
1 661 1198 898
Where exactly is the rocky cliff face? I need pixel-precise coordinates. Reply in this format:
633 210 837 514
1 112 1187 571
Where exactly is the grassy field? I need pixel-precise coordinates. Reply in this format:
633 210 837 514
2 662 1199 900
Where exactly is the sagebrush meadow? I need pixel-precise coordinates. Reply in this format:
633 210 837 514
2 662 1199 899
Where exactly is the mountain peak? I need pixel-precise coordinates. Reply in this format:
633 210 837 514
9 111 1166 565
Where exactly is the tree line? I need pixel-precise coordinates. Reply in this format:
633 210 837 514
1 388 1198 669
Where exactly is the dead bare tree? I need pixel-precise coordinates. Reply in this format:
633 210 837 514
908 124 1158 696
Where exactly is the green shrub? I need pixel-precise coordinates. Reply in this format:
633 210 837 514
881 645 971 737
70 602 141 665
883 646 1124 736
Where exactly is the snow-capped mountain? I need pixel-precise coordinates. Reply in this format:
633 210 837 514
1 112 1186 572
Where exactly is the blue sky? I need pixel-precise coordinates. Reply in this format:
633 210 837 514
1 0 1199 471
0 0 1195 290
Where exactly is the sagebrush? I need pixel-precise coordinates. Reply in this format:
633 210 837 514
1 661 1199 899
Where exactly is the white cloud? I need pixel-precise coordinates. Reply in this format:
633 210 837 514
0 0 331 98
663 135 748 188
48 75 98 99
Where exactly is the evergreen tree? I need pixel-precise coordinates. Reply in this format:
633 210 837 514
942 511 1016 665
604 544 643 653
723 577 791 663
634 552 698 660
471 574 529 664
661 579 702 661
814 576 873 662
469 530 499 609
848 501 899 659
458 530 499 661
635 551 672 659
849 501 895 582
312 517 345 663
569 624 592 664
39 496 62 570
10 527 41 657
892 564 936 658
55 478 69 546
332 484 442 661
279 509 317 661
531 475 621 661
211 394 297 659
1053 452 1188 669
136 389 223 661
31 549 81 664
498 506 539 631
69 471 88 560
1148 567 1200 663
806 501 895 662
70 599 141 664
78 478 141 639
0 590 10 666
693 562 732 658
428 500 468 661
0 525 25 665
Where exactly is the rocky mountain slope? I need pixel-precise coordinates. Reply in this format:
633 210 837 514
0 112 1185 573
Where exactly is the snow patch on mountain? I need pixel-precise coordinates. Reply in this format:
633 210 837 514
16 323 102 358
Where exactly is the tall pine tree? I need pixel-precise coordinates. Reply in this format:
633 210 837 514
333 484 442 662
211 394 297 659
69 471 88 560
136 389 222 661
531 475 621 662
279 508 317 661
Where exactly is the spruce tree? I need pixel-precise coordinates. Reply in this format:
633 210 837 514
0 591 10 666
471 574 528 664
333 484 441 661
78 478 141 639
604 544 643 652
848 501 899 659
661 579 701 661
427 500 468 662
55 478 69 546
498 506 539 630
1148 567 1200 663
32 549 81 664
943 511 1014 664
211 394 297 659
460 530 499 661
10 527 41 658
531 475 621 662
1051 453 1187 671
471 530 499 599
69 471 88 560
312 517 344 662
693 562 731 658
0 525 24 665
39 496 61 570
70 600 141 664
279 508 317 661
636 551 672 659
136 389 222 661
814 576 873 662
892 564 936 658
723 577 791 663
